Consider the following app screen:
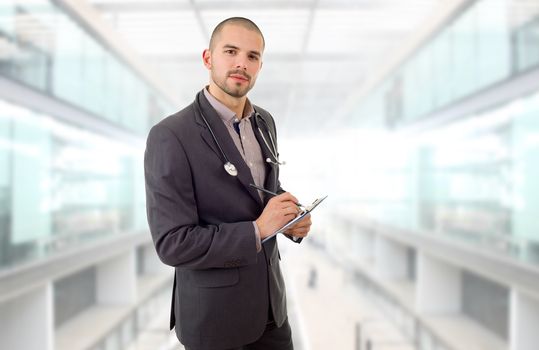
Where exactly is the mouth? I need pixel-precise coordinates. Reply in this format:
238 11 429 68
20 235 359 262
229 74 249 83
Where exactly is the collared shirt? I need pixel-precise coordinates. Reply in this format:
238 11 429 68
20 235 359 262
203 87 266 191
203 87 266 251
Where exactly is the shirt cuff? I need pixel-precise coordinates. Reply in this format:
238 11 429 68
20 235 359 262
253 221 262 252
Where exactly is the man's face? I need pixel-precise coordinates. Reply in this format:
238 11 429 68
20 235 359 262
204 24 264 98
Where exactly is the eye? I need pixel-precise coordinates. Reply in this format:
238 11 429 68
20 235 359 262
224 49 236 55
249 54 259 61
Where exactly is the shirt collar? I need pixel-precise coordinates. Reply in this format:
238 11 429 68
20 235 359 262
203 86 255 123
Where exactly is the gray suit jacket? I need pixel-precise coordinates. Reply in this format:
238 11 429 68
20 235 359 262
144 90 300 350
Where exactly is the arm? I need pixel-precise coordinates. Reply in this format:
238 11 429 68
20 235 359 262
144 124 258 269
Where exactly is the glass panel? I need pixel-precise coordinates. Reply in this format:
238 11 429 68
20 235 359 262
53 14 84 106
0 2 55 90
451 3 478 101
345 0 539 267
511 94 539 261
0 0 177 272
0 1 15 34
0 110 11 266
11 111 52 246
402 57 418 120
352 0 521 126
348 89 539 265
103 53 123 124
431 28 452 109
514 15 539 72
0 99 141 270
476 0 511 86
81 32 106 117
50 122 133 241
420 125 511 245
0 0 174 137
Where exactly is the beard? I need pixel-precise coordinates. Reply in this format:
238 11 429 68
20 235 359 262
212 69 255 98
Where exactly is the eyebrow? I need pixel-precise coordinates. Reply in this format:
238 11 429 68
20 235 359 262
223 44 261 57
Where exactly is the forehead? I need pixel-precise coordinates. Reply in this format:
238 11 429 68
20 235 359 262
214 24 264 50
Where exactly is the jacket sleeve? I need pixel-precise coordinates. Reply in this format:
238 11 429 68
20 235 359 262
144 124 259 269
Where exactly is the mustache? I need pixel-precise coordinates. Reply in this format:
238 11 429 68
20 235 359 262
228 70 251 80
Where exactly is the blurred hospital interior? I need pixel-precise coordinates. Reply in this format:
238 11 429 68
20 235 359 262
1 0 539 349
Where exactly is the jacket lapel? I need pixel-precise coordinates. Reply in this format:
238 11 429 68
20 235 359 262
195 91 263 207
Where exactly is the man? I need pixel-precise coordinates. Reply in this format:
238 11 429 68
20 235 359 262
144 17 312 350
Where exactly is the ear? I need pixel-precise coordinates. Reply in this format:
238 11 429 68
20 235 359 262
202 49 211 70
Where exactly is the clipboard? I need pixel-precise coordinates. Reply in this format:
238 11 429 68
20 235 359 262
262 195 328 243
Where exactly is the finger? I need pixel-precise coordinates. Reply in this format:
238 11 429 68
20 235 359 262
280 201 301 212
292 222 310 230
289 229 308 237
288 225 310 235
292 217 312 228
286 218 304 230
286 205 300 214
275 192 299 206
297 215 312 224
288 222 304 233
281 204 301 215
282 206 299 217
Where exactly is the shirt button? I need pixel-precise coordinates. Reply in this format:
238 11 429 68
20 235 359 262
249 162 253 167
242 136 246 140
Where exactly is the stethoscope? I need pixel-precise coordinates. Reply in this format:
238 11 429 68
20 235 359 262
195 94 285 177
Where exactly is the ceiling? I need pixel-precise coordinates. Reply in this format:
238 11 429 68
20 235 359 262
87 0 443 135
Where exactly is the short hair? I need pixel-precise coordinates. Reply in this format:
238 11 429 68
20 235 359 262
209 17 265 51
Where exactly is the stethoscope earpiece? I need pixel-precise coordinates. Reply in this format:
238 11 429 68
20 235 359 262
266 158 286 166
256 113 284 166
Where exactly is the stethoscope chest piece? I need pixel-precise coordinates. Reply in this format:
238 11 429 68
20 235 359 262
224 162 238 177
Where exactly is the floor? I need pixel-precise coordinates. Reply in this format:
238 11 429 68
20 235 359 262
126 239 415 350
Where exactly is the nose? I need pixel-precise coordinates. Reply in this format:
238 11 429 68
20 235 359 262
234 54 248 70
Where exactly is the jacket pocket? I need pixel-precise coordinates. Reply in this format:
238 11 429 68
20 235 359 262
192 268 240 288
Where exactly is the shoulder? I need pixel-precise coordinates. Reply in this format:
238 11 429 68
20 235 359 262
156 103 197 132
253 105 277 129
148 103 198 141
253 105 273 121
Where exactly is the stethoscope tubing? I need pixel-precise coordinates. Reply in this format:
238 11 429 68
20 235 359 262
256 118 281 165
194 93 282 177
195 96 233 165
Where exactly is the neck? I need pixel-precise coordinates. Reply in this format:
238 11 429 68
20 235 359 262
208 82 246 119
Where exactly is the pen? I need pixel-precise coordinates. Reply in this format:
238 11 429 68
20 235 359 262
249 183 304 208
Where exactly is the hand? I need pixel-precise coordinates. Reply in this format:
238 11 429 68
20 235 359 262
285 213 312 239
256 192 301 239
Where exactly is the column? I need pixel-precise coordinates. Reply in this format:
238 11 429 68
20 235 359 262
0 283 53 350
415 251 461 313
374 235 408 280
510 289 539 350
96 250 137 304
